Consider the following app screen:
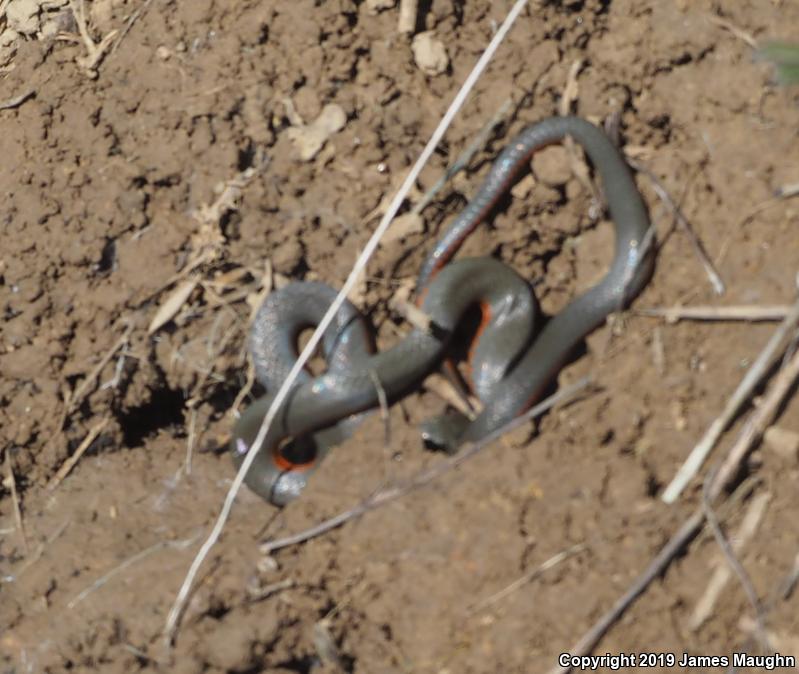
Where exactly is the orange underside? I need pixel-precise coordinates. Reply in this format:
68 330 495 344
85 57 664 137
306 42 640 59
272 447 317 471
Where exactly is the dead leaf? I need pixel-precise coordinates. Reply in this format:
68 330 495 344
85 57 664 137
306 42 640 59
148 279 198 334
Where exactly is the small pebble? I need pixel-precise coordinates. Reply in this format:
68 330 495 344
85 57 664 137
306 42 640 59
412 31 449 76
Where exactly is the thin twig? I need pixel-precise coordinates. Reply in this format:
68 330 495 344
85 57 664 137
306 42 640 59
369 370 391 447
707 14 758 48
424 372 478 419
559 60 600 204
230 361 256 418
0 89 35 111
3 520 70 582
776 552 799 600
390 296 434 333
164 0 531 645
651 325 666 374
662 294 799 503
717 197 788 267
112 0 155 53
411 98 513 216
468 543 585 614
705 341 799 502
70 322 134 413
47 417 111 491
184 407 197 476
68 0 118 77
775 182 799 199
4 450 28 555
69 536 199 609
629 159 725 295
260 377 592 556
691 489 771 630
397 0 417 34
637 305 791 323
700 480 770 650
100 353 127 390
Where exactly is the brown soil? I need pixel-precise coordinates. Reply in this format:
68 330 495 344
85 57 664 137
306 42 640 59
2 1 798 672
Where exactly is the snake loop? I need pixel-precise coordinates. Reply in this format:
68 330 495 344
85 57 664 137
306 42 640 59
231 116 654 506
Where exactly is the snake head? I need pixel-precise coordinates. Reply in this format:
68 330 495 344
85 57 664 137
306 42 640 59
420 411 470 455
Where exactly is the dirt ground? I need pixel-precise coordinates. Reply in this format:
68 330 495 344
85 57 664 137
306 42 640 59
1 0 798 672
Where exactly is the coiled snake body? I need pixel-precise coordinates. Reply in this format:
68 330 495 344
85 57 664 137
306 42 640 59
231 116 654 506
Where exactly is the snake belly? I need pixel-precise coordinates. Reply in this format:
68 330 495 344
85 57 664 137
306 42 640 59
231 115 654 506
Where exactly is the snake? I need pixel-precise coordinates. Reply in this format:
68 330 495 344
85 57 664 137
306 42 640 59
231 115 654 506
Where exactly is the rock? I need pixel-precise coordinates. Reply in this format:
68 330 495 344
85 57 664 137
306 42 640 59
6 0 41 35
532 145 573 186
286 103 347 161
763 425 799 461
411 31 448 76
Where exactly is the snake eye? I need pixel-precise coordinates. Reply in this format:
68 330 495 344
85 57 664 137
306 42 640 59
235 437 249 455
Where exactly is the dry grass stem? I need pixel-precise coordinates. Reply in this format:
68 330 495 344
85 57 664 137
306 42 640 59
47 417 111 491
193 161 263 229
637 305 792 323
700 484 771 650
4 450 28 555
313 619 346 671
468 543 586 614
559 60 601 204
737 618 799 663
369 370 391 447
690 491 771 630
397 0 417 34
70 322 134 413
410 98 512 217
775 183 799 199
230 361 256 419
4 520 70 582
777 552 799 600
717 196 791 266
0 89 35 110
424 372 478 419
390 296 433 333
68 0 118 77
705 341 799 503
707 14 758 48
651 325 666 374
184 407 198 476
68 536 198 609
247 260 274 323
112 0 155 53
630 159 725 295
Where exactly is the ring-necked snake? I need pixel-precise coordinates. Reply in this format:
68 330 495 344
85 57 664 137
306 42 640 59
231 116 654 506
